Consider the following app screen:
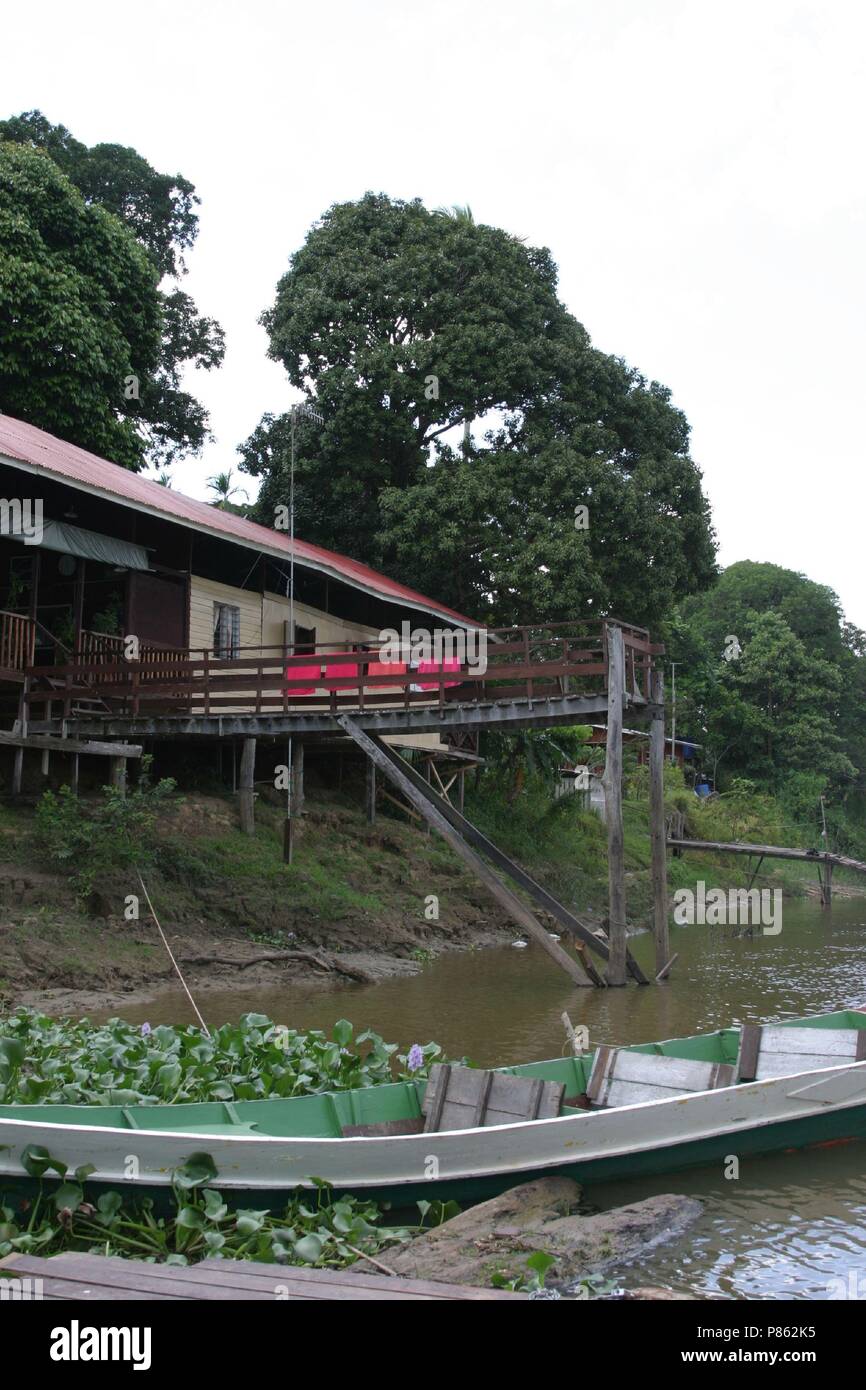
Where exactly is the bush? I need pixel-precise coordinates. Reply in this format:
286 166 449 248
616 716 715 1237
34 755 178 898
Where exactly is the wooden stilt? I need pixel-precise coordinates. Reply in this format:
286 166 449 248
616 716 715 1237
604 625 627 986
649 668 669 975
291 740 305 819
457 768 466 813
71 754 80 798
110 756 127 797
239 738 256 835
366 755 376 823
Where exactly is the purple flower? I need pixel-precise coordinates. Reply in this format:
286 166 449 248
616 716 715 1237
407 1043 424 1072
140 1022 152 1037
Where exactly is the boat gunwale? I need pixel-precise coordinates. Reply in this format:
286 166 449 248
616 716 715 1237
2 1056 866 1146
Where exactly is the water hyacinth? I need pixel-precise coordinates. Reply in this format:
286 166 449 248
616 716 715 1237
0 1008 446 1108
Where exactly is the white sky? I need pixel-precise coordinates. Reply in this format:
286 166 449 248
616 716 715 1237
4 0 864 626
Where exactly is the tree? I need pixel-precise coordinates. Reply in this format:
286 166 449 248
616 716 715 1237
240 193 715 624
0 143 163 468
207 469 248 510
667 562 864 799
0 111 224 467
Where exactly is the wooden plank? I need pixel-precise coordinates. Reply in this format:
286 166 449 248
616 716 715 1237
757 1026 860 1057
339 716 594 987
604 626 627 985
423 1064 564 1131
195 1257 526 1300
0 731 142 757
737 1025 762 1081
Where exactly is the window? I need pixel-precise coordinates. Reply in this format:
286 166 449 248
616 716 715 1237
213 602 240 658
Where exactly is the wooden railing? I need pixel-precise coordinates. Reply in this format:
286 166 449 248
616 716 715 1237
23 620 662 720
0 610 36 674
77 630 186 685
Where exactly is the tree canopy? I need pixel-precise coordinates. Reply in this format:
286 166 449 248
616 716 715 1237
667 561 865 807
0 110 224 468
239 193 716 625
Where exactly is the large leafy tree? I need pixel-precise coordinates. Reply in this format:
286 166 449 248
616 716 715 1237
0 111 224 467
240 193 715 625
668 562 863 798
0 143 163 468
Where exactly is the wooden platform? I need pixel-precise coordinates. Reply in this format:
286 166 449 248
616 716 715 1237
0 1252 525 1301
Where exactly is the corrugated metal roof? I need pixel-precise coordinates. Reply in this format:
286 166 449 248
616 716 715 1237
0 414 479 628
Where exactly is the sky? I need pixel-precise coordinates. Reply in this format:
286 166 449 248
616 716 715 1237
4 0 864 626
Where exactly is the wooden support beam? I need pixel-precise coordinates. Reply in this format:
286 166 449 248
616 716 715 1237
350 725 646 983
291 740 305 820
604 625 627 986
0 732 142 758
365 755 376 824
110 757 127 798
648 668 669 975
239 737 256 835
339 715 594 988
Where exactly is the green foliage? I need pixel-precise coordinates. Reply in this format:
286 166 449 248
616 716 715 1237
668 561 865 810
239 192 715 624
0 1159 413 1269
0 110 224 466
0 1010 444 1106
34 757 178 898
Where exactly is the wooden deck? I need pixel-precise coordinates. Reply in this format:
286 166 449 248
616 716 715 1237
20 619 661 730
0 1251 525 1301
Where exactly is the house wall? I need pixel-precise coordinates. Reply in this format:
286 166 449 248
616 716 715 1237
186 574 446 749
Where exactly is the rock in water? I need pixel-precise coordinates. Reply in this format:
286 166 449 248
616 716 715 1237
385 1176 702 1289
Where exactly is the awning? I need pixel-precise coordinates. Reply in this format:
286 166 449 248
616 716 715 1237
3 518 150 571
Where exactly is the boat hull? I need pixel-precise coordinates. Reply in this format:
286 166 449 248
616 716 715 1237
2 1059 866 1206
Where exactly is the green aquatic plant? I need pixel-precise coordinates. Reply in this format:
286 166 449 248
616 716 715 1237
0 1009 445 1107
0 1149 413 1268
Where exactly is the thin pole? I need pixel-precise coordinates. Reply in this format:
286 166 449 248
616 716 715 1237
669 661 680 765
137 873 210 1035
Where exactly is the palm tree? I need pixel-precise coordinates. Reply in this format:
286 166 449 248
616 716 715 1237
207 469 248 509
433 203 474 223
155 471 173 488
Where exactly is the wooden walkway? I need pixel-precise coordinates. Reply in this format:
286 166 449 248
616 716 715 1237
668 837 866 906
0 1251 525 1301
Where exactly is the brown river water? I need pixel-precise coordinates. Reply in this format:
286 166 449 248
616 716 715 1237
100 897 866 1299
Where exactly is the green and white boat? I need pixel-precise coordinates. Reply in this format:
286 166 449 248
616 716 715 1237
2 1009 866 1206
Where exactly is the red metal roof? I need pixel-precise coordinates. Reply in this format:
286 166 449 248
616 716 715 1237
0 414 478 628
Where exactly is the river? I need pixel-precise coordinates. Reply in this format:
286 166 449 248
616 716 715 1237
106 896 866 1299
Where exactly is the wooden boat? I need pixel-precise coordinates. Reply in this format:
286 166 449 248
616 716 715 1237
2 1009 866 1206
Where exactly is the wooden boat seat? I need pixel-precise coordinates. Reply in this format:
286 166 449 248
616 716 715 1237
736 1025 866 1082
422 1064 565 1132
586 1046 735 1109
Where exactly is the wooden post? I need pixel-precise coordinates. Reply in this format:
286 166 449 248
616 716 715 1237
366 755 376 824
457 767 465 813
291 740 305 819
604 625 627 985
822 858 833 908
239 738 256 835
70 753 80 798
649 668 669 975
110 756 127 798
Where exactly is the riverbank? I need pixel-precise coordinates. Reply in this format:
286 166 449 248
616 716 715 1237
1 778 861 1019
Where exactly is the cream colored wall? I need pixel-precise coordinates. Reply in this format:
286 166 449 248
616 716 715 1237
187 575 449 745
